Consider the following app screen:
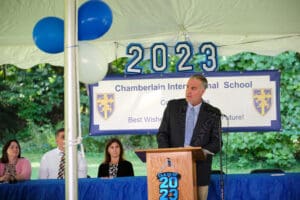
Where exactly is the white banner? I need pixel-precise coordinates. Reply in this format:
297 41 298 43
89 71 281 135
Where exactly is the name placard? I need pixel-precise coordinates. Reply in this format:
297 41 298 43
89 71 280 135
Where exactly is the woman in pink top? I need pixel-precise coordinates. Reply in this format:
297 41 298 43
0 139 31 182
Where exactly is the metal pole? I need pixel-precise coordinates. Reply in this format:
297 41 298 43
64 0 79 200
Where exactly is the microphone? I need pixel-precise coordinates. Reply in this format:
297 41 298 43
219 113 230 200
204 104 228 200
204 105 223 117
204 105 228 119
221 113 228 118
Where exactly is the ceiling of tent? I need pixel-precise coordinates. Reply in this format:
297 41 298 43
0 0 300 68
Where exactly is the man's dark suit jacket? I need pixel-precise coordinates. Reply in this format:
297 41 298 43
157 98 221 186
97 160 134 177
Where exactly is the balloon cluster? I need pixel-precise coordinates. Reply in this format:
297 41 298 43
32 0 113 83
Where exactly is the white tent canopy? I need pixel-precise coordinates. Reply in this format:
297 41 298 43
1 0 300 69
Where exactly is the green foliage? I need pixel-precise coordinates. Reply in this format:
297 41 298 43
1 51 300 173
18 122 58 153
224 132 297 169
82 136 107 153
0 64 64 127
109 57 127 75
122 134 157 150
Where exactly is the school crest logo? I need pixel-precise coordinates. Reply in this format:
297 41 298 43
96 93 114 120
253 88 272 116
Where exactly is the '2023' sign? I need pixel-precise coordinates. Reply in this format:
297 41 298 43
157 172 180 200
125 41 218 74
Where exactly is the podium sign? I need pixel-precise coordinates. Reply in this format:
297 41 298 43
135 147 204 200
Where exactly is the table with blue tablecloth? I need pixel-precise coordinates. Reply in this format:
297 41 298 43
0 173 299 200
209 173 300 200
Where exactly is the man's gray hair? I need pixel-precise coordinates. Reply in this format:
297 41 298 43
190 74 208 89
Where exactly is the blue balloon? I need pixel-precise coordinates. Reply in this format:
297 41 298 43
32 17 64 54
78 0 113 41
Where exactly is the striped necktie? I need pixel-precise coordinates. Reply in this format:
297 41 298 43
57 152 65 179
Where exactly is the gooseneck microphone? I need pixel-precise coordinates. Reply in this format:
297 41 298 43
219 114 229 200
203 105 227 200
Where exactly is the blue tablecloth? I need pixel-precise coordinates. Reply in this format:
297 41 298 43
0 173 299 200
209 173 300 200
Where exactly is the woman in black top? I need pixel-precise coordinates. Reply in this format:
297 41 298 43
97 138 134 178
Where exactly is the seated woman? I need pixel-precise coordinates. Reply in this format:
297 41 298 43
0 139 31 182
98 138 134 178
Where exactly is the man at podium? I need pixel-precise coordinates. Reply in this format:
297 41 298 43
157 74 222 200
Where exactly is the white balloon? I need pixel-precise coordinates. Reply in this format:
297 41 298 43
78 42 108 84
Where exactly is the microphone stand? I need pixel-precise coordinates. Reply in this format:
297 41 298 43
219 114 229 200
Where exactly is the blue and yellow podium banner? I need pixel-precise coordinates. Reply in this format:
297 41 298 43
89 71 280 135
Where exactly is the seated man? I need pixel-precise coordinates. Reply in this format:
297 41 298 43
39 128 87 179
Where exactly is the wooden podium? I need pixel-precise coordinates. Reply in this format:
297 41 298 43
135 147 205 200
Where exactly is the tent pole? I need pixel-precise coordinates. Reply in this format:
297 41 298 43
64 0 79 200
